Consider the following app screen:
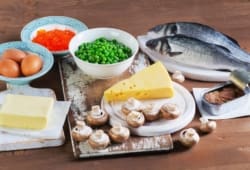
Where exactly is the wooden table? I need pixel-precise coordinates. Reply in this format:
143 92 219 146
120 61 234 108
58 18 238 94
1 0 250 169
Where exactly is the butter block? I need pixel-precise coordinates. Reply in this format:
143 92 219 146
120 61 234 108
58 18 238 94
0 94 54 130
104 61 174 101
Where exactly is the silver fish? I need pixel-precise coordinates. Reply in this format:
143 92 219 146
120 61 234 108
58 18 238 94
148 22 250 63
146 35 250 71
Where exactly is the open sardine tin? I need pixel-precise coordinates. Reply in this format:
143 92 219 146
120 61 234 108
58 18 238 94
201 70 250 116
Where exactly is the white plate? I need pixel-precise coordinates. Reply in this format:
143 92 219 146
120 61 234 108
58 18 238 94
101 82 196 136
137 35 230 82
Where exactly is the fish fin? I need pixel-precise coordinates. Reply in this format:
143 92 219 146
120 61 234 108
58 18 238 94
169 51 183 57
222 33 240 47
214 44 232 54
160 40 182 56
215 68 232 72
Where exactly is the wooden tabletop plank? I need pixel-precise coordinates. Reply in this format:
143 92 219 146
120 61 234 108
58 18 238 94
1 0 250 169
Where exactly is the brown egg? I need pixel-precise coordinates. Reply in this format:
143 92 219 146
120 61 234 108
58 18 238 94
21 54 43 76
0 59 21 77
1 48 27 63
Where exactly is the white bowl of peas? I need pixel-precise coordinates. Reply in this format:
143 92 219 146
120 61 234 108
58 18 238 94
69 27 139 79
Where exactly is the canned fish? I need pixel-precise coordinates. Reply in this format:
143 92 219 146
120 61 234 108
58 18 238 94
201 70 250 116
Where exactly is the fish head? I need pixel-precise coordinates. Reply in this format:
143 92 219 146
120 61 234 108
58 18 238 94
148 24 165 33
146 38 162 51
164 23 178 36
146 37 171 55
148 23 178 38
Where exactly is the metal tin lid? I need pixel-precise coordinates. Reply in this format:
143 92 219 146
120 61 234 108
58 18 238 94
230 70 250 93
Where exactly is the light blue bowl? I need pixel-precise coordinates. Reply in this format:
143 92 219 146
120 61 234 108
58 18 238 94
0 41 54 85
21 16 88 56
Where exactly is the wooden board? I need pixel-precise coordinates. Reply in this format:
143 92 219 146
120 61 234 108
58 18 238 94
0 85 65 151
58 54 174 158
0 131 65 152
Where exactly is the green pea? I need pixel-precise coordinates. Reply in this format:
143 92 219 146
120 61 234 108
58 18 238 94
74 37 132 64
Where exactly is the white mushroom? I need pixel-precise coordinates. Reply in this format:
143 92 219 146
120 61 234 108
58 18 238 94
75 120 86 127
161 103 181 119
179 128 200 147
199 117 217 133
121 97 141 115
90 105 103 118
172 70 185 83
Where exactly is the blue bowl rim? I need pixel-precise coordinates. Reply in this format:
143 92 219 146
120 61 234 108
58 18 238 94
0 41 54 84
20 16 88 55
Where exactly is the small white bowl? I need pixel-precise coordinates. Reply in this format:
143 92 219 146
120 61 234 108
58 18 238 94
69 27 139 79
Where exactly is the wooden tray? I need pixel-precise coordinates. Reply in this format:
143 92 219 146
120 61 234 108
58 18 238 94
58 53 173 158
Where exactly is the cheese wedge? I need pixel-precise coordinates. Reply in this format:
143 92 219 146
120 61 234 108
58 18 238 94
104 61 174 101
0 94 54 130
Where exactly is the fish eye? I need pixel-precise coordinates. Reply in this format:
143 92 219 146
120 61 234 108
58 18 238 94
146 40 158 48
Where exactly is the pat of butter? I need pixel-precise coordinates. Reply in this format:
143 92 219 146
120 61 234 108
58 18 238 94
0 94 54 130
104 61 174 101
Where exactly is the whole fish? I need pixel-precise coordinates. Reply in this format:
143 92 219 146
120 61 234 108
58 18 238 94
148 22 250 63
146 35 250 71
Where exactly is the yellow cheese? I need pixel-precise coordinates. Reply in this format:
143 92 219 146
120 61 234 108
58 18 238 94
0 94 54 130
104 61 174 101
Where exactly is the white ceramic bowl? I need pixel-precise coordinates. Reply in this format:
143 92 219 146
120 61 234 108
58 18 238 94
69 27 139 79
